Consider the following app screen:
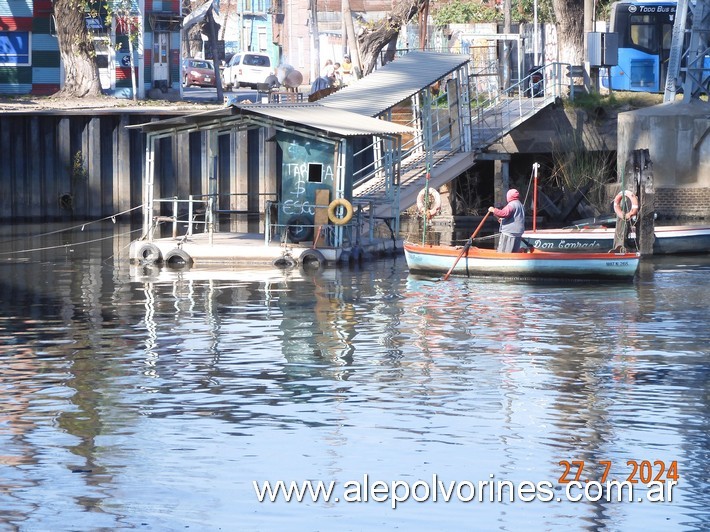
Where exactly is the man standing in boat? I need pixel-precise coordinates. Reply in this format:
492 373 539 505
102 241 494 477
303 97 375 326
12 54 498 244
489 189 525 252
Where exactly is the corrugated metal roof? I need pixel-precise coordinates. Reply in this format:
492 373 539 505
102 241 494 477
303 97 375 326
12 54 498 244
236 103 416 137
132 52 466 136
131 103 416 138
319 51 470 117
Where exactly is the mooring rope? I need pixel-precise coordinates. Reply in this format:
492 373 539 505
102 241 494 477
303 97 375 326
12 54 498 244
0 205 144 257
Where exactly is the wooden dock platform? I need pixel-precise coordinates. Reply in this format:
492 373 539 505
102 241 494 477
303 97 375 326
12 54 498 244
129 232 401 270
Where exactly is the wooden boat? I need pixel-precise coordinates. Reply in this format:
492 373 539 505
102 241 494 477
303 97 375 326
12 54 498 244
404 242 640 280
522 224 710 255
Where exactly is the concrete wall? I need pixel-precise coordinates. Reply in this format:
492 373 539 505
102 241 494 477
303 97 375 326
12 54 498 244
618 101 710 219
490 105 617 154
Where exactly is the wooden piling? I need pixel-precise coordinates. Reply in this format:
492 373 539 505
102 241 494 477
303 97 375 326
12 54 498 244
636 149 655 256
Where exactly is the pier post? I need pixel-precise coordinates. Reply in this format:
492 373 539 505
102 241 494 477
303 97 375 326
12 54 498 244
493 158 510 206
636 149 655 256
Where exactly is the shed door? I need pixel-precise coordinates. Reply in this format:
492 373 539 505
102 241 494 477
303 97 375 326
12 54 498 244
153 33 169 83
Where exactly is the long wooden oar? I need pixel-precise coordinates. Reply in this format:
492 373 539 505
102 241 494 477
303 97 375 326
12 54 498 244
443 211 492 281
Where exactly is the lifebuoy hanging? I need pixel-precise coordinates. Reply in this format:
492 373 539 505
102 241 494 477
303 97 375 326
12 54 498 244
613 190 639 220
417 187 441 218
327 198 353 225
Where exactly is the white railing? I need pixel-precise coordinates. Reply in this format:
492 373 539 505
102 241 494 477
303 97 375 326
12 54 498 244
470 62 569 149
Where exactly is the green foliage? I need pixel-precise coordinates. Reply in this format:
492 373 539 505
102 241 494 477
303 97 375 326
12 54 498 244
433 1 498 25
432 0 556 25
516 0 555 23
72 151 88 183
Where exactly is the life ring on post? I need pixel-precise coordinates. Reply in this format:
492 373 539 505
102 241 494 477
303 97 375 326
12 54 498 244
327 199 353 225
136 243 163 264
416 187 442 218
286 215 314 243
613 190 639 220
163 248 193 270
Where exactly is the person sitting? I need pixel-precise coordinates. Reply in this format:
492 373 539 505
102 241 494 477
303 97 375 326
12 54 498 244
488 188 525 253
340 55 354 85
322 59 335 83
332 62 342 87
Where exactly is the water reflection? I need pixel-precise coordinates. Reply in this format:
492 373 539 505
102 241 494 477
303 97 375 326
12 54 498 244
0 224 708 530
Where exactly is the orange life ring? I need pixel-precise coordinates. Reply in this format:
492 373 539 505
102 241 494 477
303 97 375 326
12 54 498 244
613 190 639 220
327 198 353 225
417 187 441 218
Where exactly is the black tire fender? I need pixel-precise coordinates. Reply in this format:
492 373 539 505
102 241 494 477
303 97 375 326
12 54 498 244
163 248 193 269
286 215 314 243
299 248 327 271
273 255 297 269
137 243 163 264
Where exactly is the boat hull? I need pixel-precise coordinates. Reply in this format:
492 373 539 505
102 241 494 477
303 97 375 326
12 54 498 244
404 242 640 280
523 225 710 255
651 225 710 254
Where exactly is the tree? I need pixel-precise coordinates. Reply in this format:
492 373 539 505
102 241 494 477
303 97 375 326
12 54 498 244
355 0 427 75
53 1 103 97
551 0 585 65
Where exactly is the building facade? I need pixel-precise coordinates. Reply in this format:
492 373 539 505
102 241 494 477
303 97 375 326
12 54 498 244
0 0 60 95
0 0 184 98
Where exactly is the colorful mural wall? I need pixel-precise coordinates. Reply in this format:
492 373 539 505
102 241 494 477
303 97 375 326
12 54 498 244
0 0 60 95
0 0 182 97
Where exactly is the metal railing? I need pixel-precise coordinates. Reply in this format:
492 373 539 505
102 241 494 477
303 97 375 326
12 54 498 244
470 62 569 149
148 192 277 241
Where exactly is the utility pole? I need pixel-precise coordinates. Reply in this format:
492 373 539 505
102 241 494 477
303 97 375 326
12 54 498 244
584 0 596 91
310 0 321 79
206 7 224 103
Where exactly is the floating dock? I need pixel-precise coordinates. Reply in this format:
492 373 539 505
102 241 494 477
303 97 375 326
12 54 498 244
129 232 401 271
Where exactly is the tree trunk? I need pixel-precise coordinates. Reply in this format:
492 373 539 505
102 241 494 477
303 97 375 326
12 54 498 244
551 0 585 65
356 0 424 75
53 5 102 97
342 0 362 76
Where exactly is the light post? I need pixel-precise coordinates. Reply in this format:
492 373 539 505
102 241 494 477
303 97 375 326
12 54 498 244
534 0 539 66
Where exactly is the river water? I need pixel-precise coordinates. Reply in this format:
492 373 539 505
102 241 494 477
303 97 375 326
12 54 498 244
0 223 708 531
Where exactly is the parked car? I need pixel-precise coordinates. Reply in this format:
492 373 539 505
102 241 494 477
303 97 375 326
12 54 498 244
182 59 216 88
222 52 272 90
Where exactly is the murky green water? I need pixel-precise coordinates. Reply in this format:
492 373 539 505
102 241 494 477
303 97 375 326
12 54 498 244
0 223 708 530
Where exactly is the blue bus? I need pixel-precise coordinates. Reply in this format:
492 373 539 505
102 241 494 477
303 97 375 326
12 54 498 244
605 1 676 92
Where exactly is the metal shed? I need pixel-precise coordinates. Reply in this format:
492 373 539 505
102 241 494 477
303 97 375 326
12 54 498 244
129 102 415 270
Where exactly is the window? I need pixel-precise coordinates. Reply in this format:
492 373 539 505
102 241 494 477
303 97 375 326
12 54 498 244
308 163 323 183
0 31 31 66
94 38 109 69
629 15 656 53
244 54 269 67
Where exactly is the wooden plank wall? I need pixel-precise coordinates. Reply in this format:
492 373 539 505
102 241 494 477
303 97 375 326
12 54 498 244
0 112 268 222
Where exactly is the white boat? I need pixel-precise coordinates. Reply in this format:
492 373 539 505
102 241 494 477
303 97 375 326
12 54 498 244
523 224 710 255
404 242 640 280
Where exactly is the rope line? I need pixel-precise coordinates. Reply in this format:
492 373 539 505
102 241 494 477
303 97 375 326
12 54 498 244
0 227 143 257
0 205 143 247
